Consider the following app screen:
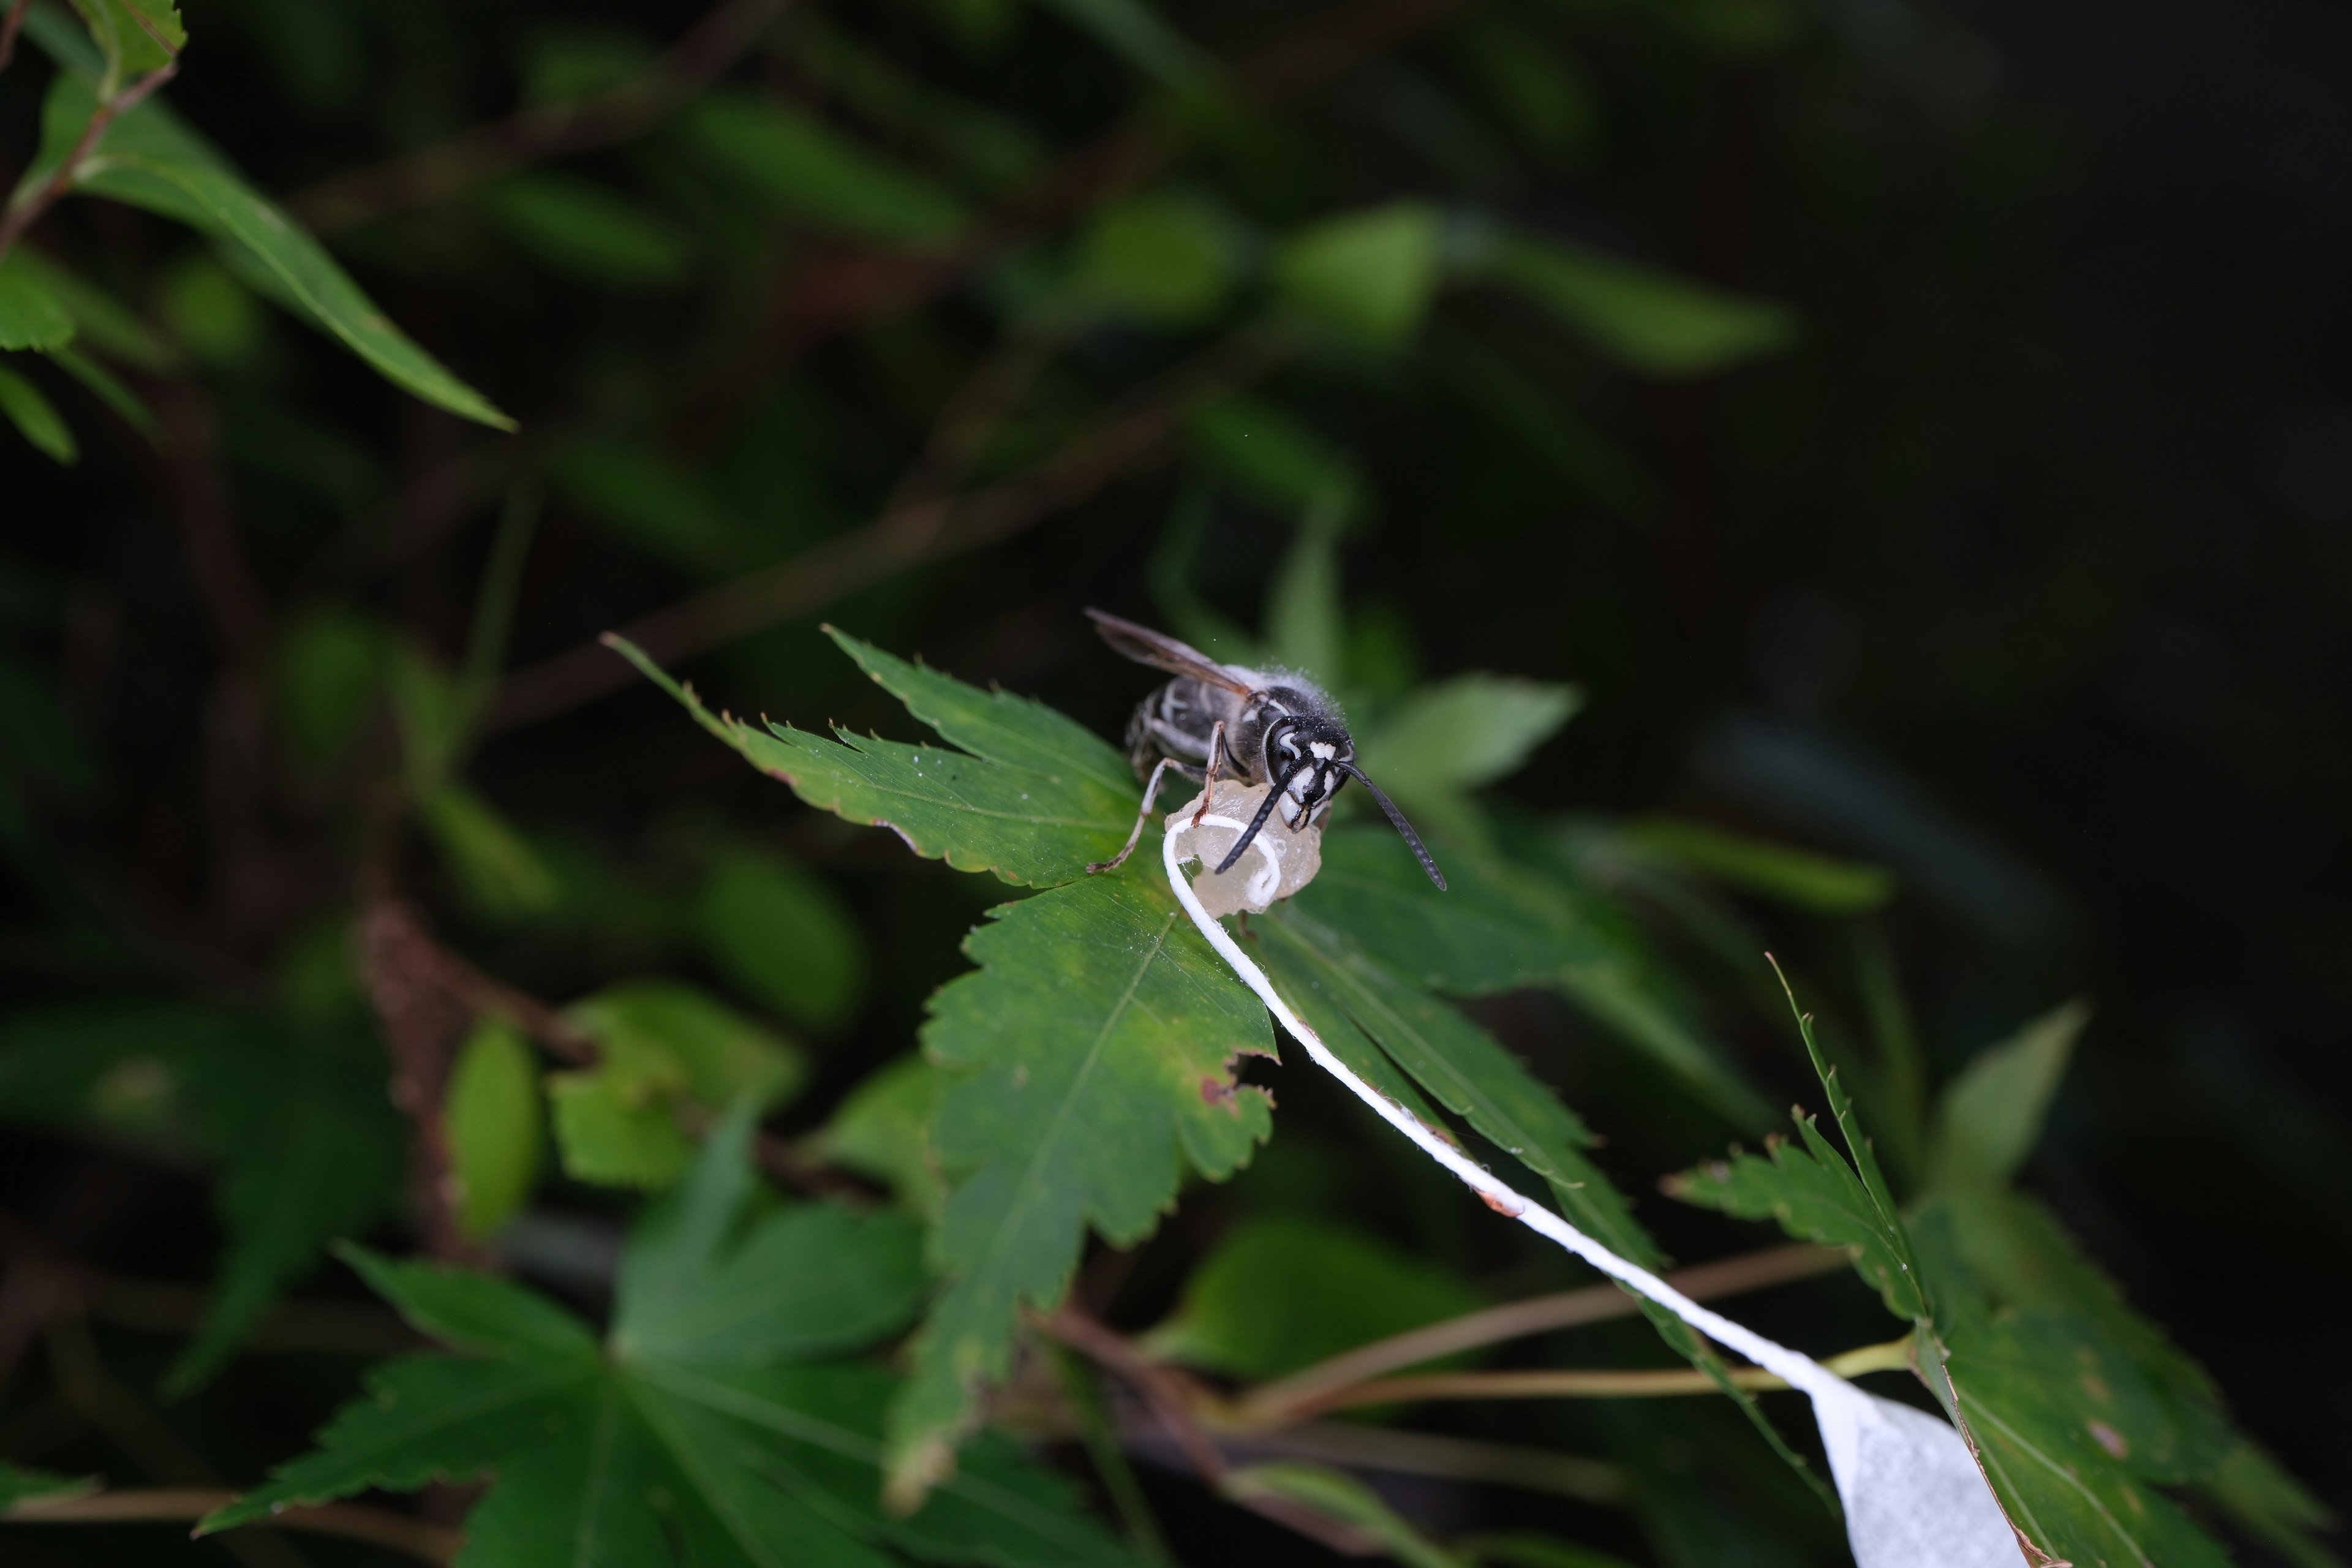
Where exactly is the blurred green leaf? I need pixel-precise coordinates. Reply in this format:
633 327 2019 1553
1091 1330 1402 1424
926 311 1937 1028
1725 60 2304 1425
2201 1442 2345 1568
1273 202 1445 347
1144 1215 1482 1380
69 0 184 86
210 1120 1136 1568
483 173 698 290
0 1460 99 1509
696 849 868 1031
43 342 159 442
1458 1532 1640 1568
1266 493 1348 679
1926 1000 2087 1193
159 249 263 364
568 979 805 1115
418 782 560 920
274 605 384 766
1185 394 1362 516
891 872 1272 1502
1621 816 1895 914
1357 674 1582 800
1223 1463 1466 1568
1069 192 1238 325
809 1054 945 1218
549 440 755 576
1034 0 1206 82
1481 232 1795 375
1428 331 1657 517
29 76 511 426
0 259 76 351
547 1067 695 1188
446 1020 544 1241
1 249 176 369
685 91 968 245
0 361 77 463
517 22 654 103
1457 21 1599 157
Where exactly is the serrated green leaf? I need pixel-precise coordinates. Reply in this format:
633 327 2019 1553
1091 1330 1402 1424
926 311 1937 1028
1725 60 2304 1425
1223 1463 1467 1568
1257 905 1650 1262
1482 232 1795 376
203 1354 600 1530
210 1112 1142 1568
0 362 76 464
698 849 869 1031
1927 1000 2088 1193
831 627 1136 796
445 1021 545 1240
1143 1215 1482 1380
889 871 1272 1499
685 91 968 245
1664 1115 1928 1321
25 75 509 427
1619 816 1896 914
0 258 77 351
1272 202 1446 347
1356 676 1583 801
337 1243 598 1363
611 635 1134 888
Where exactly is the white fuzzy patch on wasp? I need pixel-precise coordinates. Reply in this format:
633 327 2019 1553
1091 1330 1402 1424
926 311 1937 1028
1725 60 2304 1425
1167 778 1325 917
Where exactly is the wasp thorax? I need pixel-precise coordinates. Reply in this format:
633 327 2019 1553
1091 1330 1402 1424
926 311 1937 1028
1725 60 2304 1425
1168 778 1325 918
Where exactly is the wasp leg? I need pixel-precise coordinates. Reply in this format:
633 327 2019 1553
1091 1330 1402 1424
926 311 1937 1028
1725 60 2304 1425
1088 756 1202 875
1191 720 1231 829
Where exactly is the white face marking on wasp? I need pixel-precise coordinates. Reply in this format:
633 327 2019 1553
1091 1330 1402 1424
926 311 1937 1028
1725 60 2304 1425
1308 741 1336 760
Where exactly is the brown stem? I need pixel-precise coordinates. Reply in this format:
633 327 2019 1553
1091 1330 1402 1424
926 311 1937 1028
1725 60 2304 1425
358 902 484 1265
1234 1242 1843 1425
1038 1308 1227 1483
1283 1337 1917 1419
490 323 1292 732
7 1488 459 1565
0 0 31 76
289 0 787 234
0 57 180 262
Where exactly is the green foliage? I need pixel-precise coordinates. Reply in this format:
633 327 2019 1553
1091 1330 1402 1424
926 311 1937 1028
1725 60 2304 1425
1224 1463 1468 1568
0 259 75 351
1273 203 1446 348
697 848 869 1031
1355 674 1583 804
0 362 75 462
0 1003 403 1391
445 1020 544 1241
480 173 699 292
1668 980 2336 1568
1070 191 1238 325
686 91 969 244
1480 232 1795 375
1144 1215 1483 1379
551 981 805 1189
1619 817 1895 915
204 1117 1134 1568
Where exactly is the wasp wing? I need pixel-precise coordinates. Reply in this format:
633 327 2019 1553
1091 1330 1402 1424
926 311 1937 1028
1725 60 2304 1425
1084 609 1255 695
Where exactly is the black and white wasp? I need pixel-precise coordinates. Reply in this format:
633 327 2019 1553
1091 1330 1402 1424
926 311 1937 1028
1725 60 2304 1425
1084 609 1446 890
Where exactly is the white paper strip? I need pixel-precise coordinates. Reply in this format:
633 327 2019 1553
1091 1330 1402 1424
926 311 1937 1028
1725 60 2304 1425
1161 817 2023 1568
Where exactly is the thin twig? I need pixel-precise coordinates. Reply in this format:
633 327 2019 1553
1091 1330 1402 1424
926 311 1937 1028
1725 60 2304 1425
0 0 31 76
1040 1308 1227 1483
491 323 1292 732
359 902 486 1265
1280 1338 1917 1419
289 0 786 233
7 1488 459 1565
0 56 181 262
1235 1242 1844 1425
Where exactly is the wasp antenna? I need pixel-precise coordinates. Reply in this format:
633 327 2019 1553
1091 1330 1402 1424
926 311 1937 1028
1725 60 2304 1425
1340 764 1447 890
1214 760 1306 875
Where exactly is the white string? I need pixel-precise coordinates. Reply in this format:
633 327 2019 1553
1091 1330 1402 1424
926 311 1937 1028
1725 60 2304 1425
1161 819 2027 1568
